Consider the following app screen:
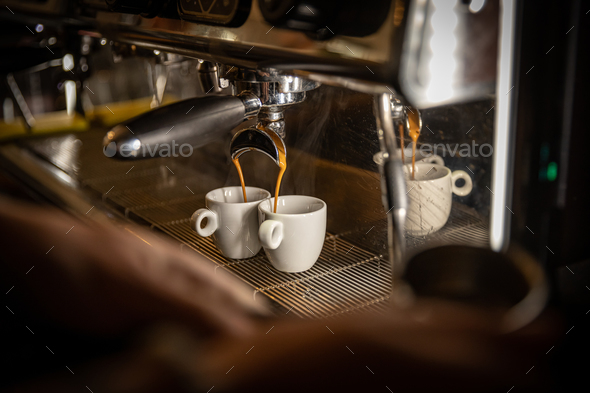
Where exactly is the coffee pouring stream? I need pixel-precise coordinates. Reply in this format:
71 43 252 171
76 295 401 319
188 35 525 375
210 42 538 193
406 107 422 180
230 123 287 213
390 97 423 180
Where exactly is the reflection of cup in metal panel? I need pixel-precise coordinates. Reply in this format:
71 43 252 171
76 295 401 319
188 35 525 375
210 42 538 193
402 164 472 236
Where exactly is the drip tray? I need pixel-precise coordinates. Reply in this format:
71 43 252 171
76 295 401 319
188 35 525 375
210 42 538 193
160 218 392 318
112 189 392 319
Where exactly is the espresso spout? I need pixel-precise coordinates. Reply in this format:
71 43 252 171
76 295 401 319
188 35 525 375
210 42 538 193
390 97 422 140
229 126 286 167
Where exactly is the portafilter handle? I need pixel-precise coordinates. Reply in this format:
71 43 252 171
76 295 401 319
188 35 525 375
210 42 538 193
103 93 261 159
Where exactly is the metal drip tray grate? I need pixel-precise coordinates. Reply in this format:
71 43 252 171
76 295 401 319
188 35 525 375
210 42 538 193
405 203 489 250
160 219 392 318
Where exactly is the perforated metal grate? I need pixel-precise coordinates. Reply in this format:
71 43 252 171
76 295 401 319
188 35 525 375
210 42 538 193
162 220 393 318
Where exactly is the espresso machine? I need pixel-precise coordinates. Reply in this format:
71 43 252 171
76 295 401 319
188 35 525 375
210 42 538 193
1 1 589 384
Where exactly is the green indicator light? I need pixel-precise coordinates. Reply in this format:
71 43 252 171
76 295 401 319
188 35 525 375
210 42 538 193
539 168 546 181
547 162 558 181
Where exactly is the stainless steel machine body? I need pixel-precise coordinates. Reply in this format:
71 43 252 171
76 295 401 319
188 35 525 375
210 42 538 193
0 0 540 318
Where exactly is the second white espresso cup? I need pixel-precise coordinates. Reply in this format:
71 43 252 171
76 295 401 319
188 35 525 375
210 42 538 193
405 164 473 236
191 186 271 259
258 196 327 273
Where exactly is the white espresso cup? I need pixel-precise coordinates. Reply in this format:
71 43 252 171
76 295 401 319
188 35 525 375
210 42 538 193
258 196 327 273
191 186 271 259
404 164 473 236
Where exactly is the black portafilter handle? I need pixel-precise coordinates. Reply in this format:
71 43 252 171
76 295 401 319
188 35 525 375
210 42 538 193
103 94 261 159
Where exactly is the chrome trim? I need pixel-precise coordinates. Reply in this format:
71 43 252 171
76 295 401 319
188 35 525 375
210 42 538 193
374 93 407 278
237 91 262 118
257 109 286 139
230 69 320 108
197 61 223 94
399 0 499 108
490 0 517 252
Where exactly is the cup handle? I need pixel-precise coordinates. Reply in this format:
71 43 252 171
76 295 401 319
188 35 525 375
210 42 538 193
451 170 473 196
191 208 218 237
426 154 444 166
259 220 284 250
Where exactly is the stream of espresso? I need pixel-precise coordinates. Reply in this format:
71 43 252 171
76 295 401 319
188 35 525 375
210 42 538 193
407 109 421 180
266 130 287 213
398 123 405 164
232 128 286 213
232 157 248 203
